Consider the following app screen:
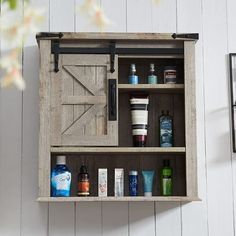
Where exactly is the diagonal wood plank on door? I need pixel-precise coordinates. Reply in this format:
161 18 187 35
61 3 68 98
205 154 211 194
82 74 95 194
63 104 105 135
63 65 101 95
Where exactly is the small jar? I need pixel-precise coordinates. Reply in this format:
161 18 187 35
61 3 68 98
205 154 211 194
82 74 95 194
164 66 177 84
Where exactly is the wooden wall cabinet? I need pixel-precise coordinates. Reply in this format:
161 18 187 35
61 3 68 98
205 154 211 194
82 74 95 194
37 33 199 202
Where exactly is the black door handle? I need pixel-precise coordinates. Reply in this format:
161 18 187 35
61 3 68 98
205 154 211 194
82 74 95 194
108 79 117 121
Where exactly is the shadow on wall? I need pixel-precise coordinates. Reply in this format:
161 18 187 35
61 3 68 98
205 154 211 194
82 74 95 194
202 54 232 166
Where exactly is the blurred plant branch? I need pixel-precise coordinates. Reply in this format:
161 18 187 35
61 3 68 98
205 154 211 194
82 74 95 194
0 0 159 90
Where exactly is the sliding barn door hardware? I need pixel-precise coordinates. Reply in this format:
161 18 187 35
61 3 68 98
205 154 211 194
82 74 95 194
36 32 64 39
51 40 184 73
52 40 60 73
172 33 199 40
109 42 116 73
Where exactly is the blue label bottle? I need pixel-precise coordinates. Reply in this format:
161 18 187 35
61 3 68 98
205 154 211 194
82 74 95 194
160 110 173 147
129 170 138 196
51 155 72 197
128 64 139 84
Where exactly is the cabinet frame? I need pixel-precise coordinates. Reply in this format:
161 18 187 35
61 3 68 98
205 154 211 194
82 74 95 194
38 33 199 201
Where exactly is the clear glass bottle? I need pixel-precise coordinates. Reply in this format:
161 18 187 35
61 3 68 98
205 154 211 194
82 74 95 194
51 155 71 197
128 64 139 84
148 63 158 84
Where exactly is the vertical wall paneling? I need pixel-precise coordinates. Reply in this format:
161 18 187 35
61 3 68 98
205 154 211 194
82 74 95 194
202 0 234 235
102 202 129 236
0 1 23 235
155 202 181 236
49 2 76 236
75 0 101 32
50 0 75 32
227 0 236 232
177 0 209 235
21 1 49 235
49 203 75 236
127 0 153 32
152 0 176 33
129 202 155 236
153 1 182 235
76 202 102 236
101 0 126 32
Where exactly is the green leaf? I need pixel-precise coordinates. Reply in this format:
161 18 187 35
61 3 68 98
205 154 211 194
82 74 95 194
9 0 17 9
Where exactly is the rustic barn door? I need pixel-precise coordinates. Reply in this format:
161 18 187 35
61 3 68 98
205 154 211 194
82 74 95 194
50 54 118 146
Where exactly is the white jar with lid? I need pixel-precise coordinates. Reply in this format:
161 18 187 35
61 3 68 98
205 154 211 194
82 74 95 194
164 66 177 84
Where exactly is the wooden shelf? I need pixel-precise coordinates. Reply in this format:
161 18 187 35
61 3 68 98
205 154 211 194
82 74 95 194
38 196 200 202
51 147 186 154
118 84 184 93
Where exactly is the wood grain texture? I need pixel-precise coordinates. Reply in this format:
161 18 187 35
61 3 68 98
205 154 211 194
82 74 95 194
50 55 62 146
38 40 51 197
51 147 186 153
184 41 198 198
36 32 197 42
38 196 201 202
49 54 118 146
118 84 184 93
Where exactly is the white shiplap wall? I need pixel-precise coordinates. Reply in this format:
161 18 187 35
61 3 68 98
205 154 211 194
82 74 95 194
0 0 235 235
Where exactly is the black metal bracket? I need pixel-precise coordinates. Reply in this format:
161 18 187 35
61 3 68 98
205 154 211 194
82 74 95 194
172 33 199 40
36 32 64 39
109 42 116 73
50 40 184 72
52 40 60 73
229 53 236 152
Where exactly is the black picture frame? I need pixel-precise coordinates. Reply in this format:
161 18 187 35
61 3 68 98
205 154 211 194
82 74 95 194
229 53 236 152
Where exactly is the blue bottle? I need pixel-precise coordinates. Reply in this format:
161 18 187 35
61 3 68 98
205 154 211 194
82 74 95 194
129 170 138 196
51 155 71 197
160 110 173 147
128 64 139 84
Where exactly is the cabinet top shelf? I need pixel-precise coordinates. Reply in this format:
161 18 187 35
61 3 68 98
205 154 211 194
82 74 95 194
51 147 186 154
36 32 198 42
118 84 184 93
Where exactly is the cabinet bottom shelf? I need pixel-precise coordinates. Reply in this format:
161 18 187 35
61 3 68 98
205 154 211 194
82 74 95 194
38 196 200 202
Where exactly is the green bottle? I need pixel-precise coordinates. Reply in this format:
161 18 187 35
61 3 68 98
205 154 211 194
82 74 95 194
161 159 172 196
